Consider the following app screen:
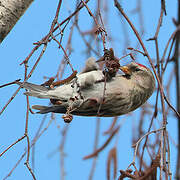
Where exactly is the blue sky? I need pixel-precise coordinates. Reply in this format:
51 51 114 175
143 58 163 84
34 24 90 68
0 0 178 179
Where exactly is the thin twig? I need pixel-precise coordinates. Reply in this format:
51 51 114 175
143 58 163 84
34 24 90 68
88 118 101 180
0 79 21 88
60 125 69 180
83 126 120 160
0 135 26 157
132 127 165 164
0 87 21 115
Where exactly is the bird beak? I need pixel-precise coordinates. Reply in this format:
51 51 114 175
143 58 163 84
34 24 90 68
120 66 132 75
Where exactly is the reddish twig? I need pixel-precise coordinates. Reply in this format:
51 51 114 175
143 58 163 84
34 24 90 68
81 0 107 49
60 125 69 180
23 55 36 179
161 26 180 72
164 94 180 118
127 47 146 57
88 118 101 180
132 127 165 164
51 0 91 37
43 71 77 88
107 147 117 180
119 169 136 179
24 161 36 180
0 135 26 157
0 79 21 88
27 44 48 79
139 92 159 171
83 126 120 160
20 46 39 65
103 117 118 135
0 87 21 115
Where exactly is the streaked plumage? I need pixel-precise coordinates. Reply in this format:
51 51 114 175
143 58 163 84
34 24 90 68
17 57 155 117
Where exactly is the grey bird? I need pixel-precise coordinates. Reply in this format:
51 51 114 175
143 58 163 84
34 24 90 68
17 57 155 117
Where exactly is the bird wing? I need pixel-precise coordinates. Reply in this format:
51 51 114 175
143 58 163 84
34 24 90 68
47 70 105 100
80 57 99 74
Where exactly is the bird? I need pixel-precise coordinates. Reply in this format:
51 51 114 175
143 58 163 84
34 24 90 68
16 57 155 117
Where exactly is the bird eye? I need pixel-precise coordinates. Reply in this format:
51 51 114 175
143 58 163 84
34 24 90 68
135 68 141 72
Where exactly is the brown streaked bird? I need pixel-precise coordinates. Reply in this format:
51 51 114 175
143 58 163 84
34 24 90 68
17 57 155 117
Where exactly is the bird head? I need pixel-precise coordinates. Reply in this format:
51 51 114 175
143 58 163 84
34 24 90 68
120 62 152 76
120 62 155 92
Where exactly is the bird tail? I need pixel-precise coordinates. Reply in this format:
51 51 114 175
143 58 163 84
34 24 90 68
32 105 66 114
16 82 52 99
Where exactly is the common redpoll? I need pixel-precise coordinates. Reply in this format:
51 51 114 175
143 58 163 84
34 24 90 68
17 57 155 117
